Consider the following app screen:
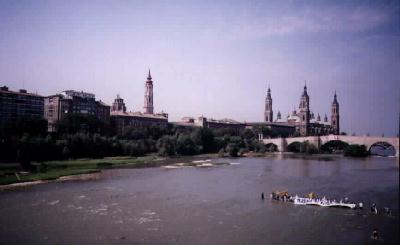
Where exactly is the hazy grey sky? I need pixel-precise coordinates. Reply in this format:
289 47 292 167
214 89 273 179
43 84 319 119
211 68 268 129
1 0 399 136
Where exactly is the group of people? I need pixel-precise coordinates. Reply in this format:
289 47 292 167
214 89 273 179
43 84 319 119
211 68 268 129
268 191 292 202
369 203 392 215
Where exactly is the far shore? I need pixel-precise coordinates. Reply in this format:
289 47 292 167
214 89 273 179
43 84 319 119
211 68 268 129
0 152 396 190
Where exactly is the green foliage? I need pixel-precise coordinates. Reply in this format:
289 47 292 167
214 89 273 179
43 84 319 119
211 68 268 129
288 141 318 154
265 143 278 152
344 144 369 157
251 126 282 138
62 146 70 159
176 134 199 155
321 140 349 153
0 122 276 163
218 148 225 157
238 148 247 156
0 117 47 137
156 135 176 156
226 143 239 157
121 125 169 140
302 141 318 154
190 128 215 153
241 129 255 140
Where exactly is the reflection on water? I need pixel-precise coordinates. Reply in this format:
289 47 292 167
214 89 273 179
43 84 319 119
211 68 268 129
0 155 398 244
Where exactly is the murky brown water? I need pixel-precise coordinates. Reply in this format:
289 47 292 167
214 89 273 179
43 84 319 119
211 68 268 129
0 155 398 244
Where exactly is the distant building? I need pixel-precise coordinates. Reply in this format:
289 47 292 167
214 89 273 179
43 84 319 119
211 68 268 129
0 86 44 125
260 84 339 136
44 90 110 132
144 69 154 114
171 116 246 132
264 86 273 122
110 71 168 134
96 100 111 122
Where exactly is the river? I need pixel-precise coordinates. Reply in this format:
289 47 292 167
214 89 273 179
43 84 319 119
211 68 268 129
0 155 398 244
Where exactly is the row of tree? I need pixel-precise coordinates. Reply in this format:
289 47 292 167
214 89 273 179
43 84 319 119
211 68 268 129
0 115 279 164
0 115 371 166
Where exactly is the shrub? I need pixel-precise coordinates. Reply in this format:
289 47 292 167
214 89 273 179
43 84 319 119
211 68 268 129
226 143 239 157
156 136 176 156
176 134 199 155
218 148 225 157
344 144 369 157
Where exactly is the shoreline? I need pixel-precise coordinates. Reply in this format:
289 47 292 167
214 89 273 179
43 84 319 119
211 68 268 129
0 172 102 191
1 153 397 190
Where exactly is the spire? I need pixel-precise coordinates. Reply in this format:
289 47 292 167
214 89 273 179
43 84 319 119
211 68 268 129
147 69 152 80
333 90 338 103
277 110 281 120
267 84 271 93
324 113 328 122
302 80 308 96
317 113 321 121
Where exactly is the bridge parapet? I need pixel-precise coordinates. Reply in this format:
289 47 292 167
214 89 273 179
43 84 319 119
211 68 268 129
262 135 399 156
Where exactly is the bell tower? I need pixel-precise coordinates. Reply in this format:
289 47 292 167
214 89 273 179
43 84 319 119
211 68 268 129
144 69 154 114
331 91 340 135
264 86 273 122
298 82 310 136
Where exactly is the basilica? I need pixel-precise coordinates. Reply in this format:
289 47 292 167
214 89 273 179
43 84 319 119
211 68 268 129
262 84 340 137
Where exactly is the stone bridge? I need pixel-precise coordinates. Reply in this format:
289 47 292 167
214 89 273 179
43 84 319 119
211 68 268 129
262 134 399 156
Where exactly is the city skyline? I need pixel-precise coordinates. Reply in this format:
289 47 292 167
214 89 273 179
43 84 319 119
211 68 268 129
1 0 399 136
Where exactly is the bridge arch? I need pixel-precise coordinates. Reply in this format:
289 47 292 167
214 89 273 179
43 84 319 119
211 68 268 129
369 141 396 156
262 134 399 157
265 143 278 152
287 141 302 152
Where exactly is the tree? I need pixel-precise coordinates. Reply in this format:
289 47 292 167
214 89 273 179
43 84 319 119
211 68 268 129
190 128 215 153
321 140 348 153
176 134 198 155
156 136 176 156
0 117 47 138
226 143 239 157
265 143 278 152
242 128 255 140
298 141 318 154
62 146 70 159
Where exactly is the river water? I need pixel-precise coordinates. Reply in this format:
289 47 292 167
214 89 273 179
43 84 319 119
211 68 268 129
0 155 398 244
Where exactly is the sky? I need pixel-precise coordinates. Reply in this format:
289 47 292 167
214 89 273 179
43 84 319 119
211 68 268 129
0 0 399 136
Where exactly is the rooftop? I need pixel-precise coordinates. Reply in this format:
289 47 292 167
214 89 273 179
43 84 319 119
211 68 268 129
111 111 168 120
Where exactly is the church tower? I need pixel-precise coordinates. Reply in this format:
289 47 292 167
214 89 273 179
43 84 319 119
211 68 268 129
298 83 310 136
331 91 340 135
144 69 154 114
264 86 273 122
111 94 127 112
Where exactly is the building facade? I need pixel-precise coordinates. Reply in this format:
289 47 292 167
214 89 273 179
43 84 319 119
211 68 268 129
262 84 340 136
0 86 44 125
171 116 246 132
44 90 110 132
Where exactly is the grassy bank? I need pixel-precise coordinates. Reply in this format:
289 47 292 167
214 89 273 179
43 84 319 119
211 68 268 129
0 155 163 185
0 154 220 186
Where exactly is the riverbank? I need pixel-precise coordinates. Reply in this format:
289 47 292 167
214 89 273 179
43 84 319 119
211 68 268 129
0 154 219 187
1 152 394 188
